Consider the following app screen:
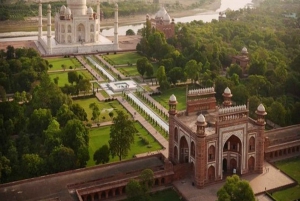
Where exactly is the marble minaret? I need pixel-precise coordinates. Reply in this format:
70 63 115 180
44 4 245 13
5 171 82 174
38 0 42 40
114 3 118 49
47 4 52 54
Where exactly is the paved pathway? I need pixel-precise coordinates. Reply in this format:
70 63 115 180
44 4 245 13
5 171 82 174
76 55 104 82
173 161 294 201
116 96 169 158
95 55 127 80
143 92 169 117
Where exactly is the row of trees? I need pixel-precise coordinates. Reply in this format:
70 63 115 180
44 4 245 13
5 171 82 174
136 0 300 126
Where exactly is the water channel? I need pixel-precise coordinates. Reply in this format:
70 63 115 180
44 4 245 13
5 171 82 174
101 0 254 36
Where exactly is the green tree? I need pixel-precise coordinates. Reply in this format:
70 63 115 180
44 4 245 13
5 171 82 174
89 102 100 123
56 104 76 127
217 175 255 201
139 169 154 193
77 79 91 95
126 29 135 35
70 103 88 121
137 57 149 79
109 111 137 161
126 179 144 201
156 66 170 91
184 60 202 84
168 67 183 85
0 153 11 183
21 154 44 178
68 71 79 85
28 108 52 137
93 144 110 164
62 119 89 151
48 146 76 173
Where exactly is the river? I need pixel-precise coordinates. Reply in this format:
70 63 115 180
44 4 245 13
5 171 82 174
101 0 254 36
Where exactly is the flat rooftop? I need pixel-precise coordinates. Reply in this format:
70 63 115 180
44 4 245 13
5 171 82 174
0 156 164 201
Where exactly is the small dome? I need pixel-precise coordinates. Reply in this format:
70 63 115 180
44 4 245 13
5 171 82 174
163 13 171 22
241 47 248 54
115 3 118 8
47 4 51 9
87 6 93 14
65 7 71 15
197 114 205 123
257 104 266 112
60 5 66 12
224 87 231 94
169 94 177 102
155 7 167 19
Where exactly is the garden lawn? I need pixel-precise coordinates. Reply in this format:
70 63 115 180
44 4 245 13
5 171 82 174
73 98 128 123
102 52 143 65
152 86 187 111
49 70 94 87
117 65 139 76
47 57 82 71
87 122 163 166
150 189 182 201
273 157 300 201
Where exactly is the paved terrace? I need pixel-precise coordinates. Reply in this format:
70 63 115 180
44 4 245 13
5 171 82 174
0 156 164 201
173 161 295 201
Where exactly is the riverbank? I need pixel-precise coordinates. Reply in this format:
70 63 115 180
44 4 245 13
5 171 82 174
0 0 221 36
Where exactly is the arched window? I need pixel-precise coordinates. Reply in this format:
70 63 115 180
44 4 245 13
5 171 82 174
249 137 255 152
208 145 215 161
68 35 71 43
68 25 71 33
90 24 94 32
61 25 65 33
191 141 195 158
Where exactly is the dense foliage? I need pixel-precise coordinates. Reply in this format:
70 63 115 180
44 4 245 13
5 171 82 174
217 175 255 201
137 0 300 126
0 47 90 183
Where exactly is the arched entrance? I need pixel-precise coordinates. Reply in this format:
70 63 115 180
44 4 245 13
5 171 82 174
223 158 227 173
208 166 215 181
77 23 85 43
179 136 189 163
248 156 255 171
223 135 242 175
230 158 237 170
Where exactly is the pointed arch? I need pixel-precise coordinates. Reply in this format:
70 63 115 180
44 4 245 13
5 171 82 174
179 136 189 163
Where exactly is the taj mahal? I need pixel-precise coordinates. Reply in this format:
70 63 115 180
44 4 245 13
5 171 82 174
37 0 119 55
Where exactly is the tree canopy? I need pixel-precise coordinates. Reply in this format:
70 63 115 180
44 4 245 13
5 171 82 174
217 175 255 201
109 111 137 161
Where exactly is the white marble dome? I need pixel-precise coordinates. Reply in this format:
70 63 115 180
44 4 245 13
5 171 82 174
65 7 71 15
257 104 266 112
60 5 66 13
163 13 171 22
241 47 248 54
47 4 51 9
87 6 93 14
169 94 177 102
224 87 231 94
155 7 167 19
197 114 205 123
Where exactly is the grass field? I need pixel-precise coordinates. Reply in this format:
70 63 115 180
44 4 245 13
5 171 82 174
152 86 187 111
47 57 83 71
150 189 182 201
102 52 143 65
87 122 163 166
74 98 128 123
49 70 94 87
273 157 300 201
117 65 139 76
